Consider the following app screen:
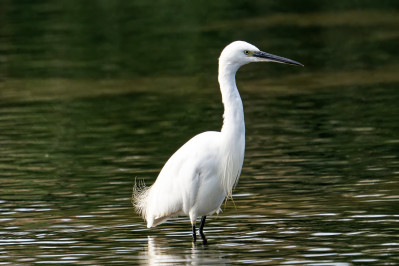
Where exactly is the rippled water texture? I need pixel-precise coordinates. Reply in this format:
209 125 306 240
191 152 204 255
1 1 399 264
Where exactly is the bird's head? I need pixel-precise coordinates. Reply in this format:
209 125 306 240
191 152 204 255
219 41 303 68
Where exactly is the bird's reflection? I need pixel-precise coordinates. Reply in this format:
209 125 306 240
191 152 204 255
140 236 229 265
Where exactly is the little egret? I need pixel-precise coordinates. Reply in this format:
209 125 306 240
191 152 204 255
133 41 303 243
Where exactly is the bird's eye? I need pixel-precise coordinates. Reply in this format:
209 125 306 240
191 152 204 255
244 50 250 55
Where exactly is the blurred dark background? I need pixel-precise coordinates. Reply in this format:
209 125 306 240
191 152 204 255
1 0 398 80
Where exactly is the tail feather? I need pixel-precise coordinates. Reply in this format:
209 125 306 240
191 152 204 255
132 179 150 221
132 178 181 228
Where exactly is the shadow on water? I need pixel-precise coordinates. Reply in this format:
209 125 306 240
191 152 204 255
1 0 399 264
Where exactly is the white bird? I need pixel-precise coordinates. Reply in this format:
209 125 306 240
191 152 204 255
133 41 303 243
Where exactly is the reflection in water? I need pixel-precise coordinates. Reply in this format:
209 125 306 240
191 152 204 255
141 236 228 265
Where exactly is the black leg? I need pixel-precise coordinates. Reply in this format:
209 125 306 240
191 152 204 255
192 224 196 242
199 216 207 244
199 216 206 233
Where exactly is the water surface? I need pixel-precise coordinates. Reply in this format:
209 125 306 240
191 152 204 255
1 1 399 264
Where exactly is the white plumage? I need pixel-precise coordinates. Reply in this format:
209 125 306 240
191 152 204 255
133 41 303 242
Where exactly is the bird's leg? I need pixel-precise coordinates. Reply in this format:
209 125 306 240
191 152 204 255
199 216 206 234
199 216 207 244
192 224 197 242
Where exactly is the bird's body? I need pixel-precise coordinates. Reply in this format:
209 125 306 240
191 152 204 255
137 129 242 228
133 41 302 243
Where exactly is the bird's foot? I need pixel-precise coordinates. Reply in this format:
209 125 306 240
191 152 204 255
199 216 208 245
200 231 208 245
192 216 208 245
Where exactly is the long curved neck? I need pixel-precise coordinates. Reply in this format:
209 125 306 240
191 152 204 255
218 59 245 197
218 60 245 137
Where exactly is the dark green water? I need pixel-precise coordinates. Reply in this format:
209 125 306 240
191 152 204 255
1 1 399 264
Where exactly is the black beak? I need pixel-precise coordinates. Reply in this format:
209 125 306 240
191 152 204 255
253 51 303 67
